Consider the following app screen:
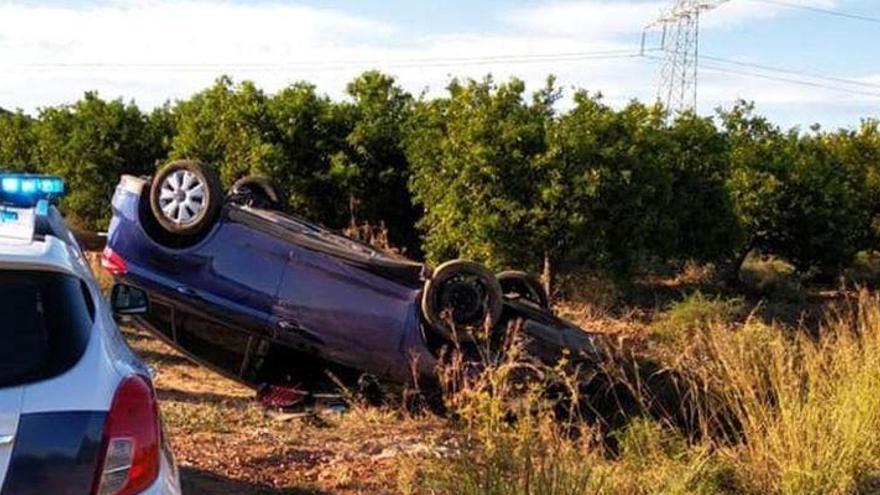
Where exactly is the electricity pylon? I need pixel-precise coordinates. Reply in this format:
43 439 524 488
647 0 729 113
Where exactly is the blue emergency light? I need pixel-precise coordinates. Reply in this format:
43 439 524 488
0 174 66 207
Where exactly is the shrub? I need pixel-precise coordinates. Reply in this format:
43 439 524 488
652 291 745 345
0 110 36 172
739 254 804 302
406 77 553 271
846 251 880 286
723 103 880 277
32 92 163 230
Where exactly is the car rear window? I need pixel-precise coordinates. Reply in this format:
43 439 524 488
0 270 93 387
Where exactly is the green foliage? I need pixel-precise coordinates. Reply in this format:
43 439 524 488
407 77 555 269
723 102 880 276
170 74 421 251
31 92 164 230
410 85 742 278
266 81 348 224
331 71 420 251
0 76 877 279
544 100 740 274
0 110 37 172
652 291 745 345
170 77 285 186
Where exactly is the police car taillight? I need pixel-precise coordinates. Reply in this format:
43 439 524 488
101 247 128 276
92 375 161 495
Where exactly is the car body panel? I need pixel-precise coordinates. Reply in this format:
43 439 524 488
275 243 426 379
0 388 22 491
0 411 106 495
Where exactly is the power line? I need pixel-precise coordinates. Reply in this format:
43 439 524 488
700 63 880 98
700 54 880 91
5 48 650 72
644 53 880 98
747 0 880 25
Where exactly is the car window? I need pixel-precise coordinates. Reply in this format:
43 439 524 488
253 208 392 261
0 270 93 387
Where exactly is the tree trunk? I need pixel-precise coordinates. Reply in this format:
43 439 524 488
348 193 358 231
542 250 554 300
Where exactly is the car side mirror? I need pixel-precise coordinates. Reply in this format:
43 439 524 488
111 284 150 315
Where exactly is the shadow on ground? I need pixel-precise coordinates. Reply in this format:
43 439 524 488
180 467 330 495
157 388 253 406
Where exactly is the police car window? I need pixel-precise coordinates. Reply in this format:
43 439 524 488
80 281 95 320
0 271 92 387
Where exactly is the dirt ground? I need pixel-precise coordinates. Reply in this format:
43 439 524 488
123 326 449 495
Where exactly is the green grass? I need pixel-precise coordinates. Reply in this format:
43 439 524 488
651 291 744 347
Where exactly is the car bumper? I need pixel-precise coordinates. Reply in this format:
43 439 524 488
140 446 182 495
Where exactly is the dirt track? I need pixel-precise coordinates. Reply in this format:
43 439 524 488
123 325 447 495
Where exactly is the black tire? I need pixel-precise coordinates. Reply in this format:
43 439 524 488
229 175 284 211
497 270 550 310
149 160 222 237
421 260 503 341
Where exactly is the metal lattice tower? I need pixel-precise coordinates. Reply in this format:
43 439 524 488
650 0 729 113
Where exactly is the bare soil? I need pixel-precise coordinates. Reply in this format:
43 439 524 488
123 326 448 494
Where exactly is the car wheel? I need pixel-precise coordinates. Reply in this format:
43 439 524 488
149 160 222 237
229 175 284 211
422 260 503 342
497 270 550 310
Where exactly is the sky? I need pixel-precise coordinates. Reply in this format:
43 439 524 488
0 0 876 129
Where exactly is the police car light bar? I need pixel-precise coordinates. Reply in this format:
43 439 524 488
0 174 65 207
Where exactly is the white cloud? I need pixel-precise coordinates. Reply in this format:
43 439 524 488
702 0 840 29
503 0 842 36
0 0 656 112
0 0 874 129
0 0 393 65
503 1 667 38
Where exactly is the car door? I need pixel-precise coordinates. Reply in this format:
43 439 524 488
167 213 288 381
273 242 422 380
0 387 22 489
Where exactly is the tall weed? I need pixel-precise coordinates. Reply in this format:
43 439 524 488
413 292 880 495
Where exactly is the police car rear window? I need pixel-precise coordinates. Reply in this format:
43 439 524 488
0 271 92 387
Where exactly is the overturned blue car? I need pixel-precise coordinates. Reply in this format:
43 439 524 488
104 160 601 400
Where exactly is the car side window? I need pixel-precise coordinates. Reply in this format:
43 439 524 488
0 271 93 387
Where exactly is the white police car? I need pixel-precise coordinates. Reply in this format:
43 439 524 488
0 174 181 495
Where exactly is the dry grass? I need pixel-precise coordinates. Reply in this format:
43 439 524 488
671 291 880 495
409 291 880 495
739 254 804 302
